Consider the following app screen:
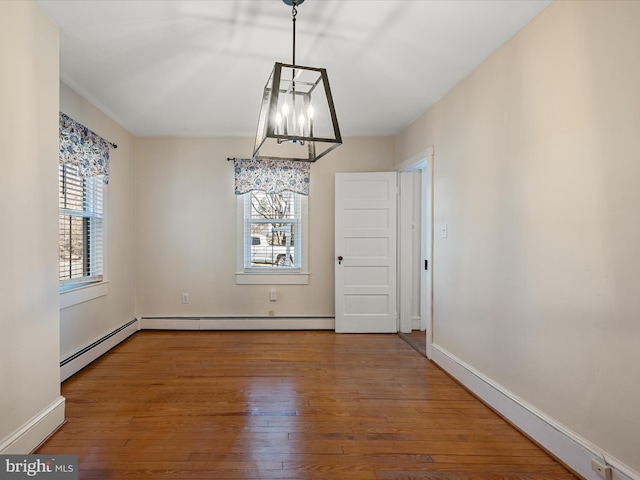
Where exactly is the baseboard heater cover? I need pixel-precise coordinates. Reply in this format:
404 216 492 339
60 318 139 381
139 316 335 331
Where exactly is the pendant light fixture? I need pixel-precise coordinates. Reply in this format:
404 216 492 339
253 0 342 162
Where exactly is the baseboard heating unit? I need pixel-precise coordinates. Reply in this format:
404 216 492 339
60 318 139 381
139 316 335 331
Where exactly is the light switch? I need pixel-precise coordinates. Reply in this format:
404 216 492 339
441 223 448 239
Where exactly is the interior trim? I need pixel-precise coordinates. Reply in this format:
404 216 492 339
431 344 638 480
0 396 65 454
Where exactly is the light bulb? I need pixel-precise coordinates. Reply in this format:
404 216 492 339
275 113 283 134
307 104 315 118
281 102 289 117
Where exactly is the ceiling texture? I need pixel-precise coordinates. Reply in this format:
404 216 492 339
35 0 552 137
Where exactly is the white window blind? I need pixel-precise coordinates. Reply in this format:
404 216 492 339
244 191 301 269
59 163 103 286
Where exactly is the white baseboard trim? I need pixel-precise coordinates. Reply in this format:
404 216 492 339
431 344 638 480
60 318 139 381
139 316 335 331
0 396 65 454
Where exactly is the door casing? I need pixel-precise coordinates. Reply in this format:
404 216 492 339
398 147 434 358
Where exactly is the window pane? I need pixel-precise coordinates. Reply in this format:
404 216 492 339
249 222 296 266
245 191 301 269
249 191 296 220
59 164 84 211
59 215 87 280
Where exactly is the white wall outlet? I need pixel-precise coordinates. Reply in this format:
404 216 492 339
270 289 277 301
591 458 612 480
181 293 189 304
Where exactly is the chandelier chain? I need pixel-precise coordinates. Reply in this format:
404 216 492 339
291 0 297 67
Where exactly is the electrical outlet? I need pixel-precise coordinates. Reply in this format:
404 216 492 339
591 458 611 480
181 293 189 304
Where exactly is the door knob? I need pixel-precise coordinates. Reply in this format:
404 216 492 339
337 256 343 265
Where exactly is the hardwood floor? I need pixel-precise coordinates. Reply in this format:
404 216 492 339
37 331 577 479
398 331 427 357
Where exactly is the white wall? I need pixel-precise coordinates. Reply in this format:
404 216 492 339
396 0 640 474
135 136 395 318
58 83 137 360
0 1 63 452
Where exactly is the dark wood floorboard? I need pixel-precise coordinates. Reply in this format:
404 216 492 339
37 331 577 479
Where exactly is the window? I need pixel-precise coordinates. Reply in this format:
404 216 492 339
244 191 301 269
232 157 309 284
59 163 103 287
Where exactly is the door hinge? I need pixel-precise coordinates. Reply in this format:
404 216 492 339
425 259 428 270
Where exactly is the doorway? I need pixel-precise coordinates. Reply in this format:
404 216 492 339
398 147 433 358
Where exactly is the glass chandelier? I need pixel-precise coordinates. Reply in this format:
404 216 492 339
253 0 342 162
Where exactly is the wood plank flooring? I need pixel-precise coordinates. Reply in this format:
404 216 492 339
398 331 427 357
37 331 577 479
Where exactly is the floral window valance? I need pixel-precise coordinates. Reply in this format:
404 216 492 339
233 158 310 196
59 112 110 184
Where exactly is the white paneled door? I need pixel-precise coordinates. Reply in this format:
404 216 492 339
335 172 397 333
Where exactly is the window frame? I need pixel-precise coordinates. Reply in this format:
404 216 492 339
58 163 108 305
236 192 309 285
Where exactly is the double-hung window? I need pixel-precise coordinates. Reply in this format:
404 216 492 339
244 190 301 269
233 157 309 284
59 163 104 287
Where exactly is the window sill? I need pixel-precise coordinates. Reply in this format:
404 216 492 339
60 281 109 309
235 272 309 285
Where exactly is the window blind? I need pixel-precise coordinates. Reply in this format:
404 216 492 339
59 163 103 285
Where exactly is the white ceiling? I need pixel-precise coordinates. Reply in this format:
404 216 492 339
35 0 552 137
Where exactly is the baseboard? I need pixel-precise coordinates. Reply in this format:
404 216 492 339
431 344 638 480
0 396 65 454
60 318 139 381
139 316 335 331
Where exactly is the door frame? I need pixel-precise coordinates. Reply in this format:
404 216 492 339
398 146 434 359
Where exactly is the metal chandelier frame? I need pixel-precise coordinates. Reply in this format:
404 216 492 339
253 0 342 162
